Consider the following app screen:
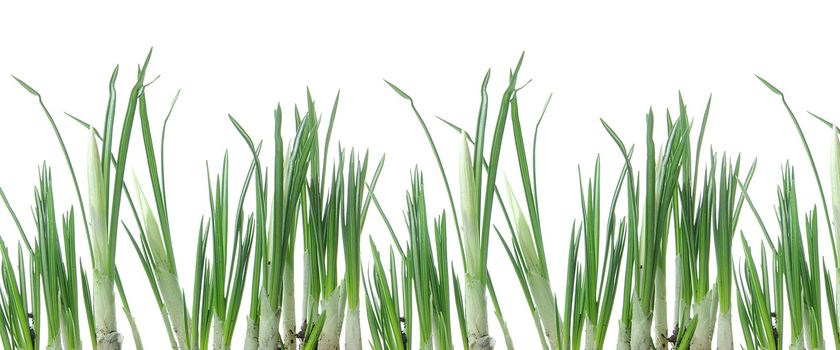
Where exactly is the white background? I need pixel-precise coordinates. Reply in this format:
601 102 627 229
2 2 840 348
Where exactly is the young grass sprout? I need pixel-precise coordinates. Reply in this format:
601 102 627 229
776 166 825 349
578 158 629 350
205 154 257 349
604 102 689 350
736 236 783 350
364 239 411 350
342 149 384 350
230 101 316 349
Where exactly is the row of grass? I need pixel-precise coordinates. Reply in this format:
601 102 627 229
3 51 840 350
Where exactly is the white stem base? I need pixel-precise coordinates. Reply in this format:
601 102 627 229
94 270 121 350
653 269 667 350
318 284 347 350
244 316 258 350
469 336 496 350
717 311 733 350
689 289 718 350
466 275 492 349
212 314 224 350
345 307 362 350
257 292 280 350
617 321 631 350
584 318 596 350
96 332 123 350
630 299 653 350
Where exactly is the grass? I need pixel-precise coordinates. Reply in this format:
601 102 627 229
0 236 38 349
342 149 385 350
205 153 257 349
578 157 629 350
229 98 316 349
776 166 824 349
386 53 524 350
736 236 783 350
364 239 410 350
7 52 840 350
494 86 561 349
603 99 691 350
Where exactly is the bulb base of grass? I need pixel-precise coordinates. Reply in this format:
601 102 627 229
345 307 362 350
716 311 733 350
94 270 121 350
318 284 346 350
466 275 493 350
212 314 225 350
469 336 496 350
617 321 631 350
257 292 280 350
689 289 718 350
630 299 653 350
96 331 124 350
244 316 258 350
584 318 596 350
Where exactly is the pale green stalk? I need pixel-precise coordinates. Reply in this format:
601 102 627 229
458 133 489 349
86 52 152 350
32 167 84 349
629 107 689 350
301 151 344 350
775 166 824 349
578 157 629 350
830 126 840 348
364 240 410 350
230 105 315 350
2 167 82 350
299 98 328 348
0 237 39 349
386 54 523 350
490 91 561 349
407 171 453 349
87 126 119 349
601 119 640 350
206 153 258 349
342 150 384 350
131 89 195 349
759 77 838 348
11 51 151 350
736 236 783 350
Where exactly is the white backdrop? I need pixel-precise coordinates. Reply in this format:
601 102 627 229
2 2 840 348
